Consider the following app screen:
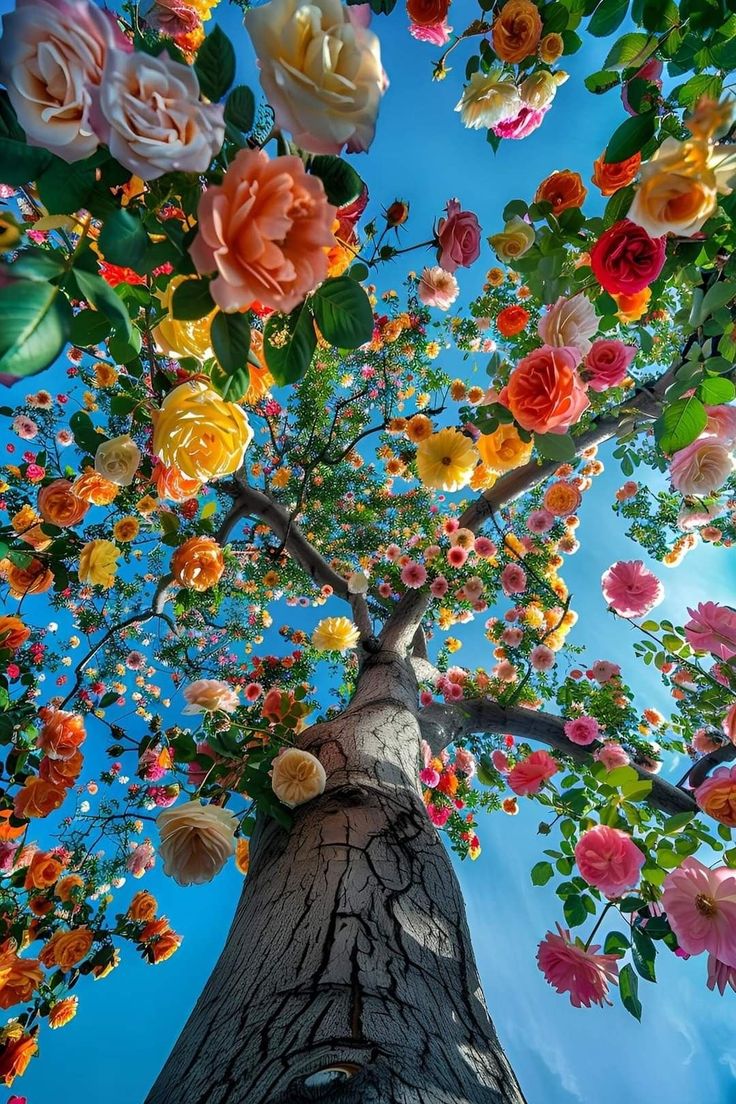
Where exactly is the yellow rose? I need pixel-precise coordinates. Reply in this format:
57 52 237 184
152 381 253 482
629 136 736 237
477 424 533 473
153 276 215 360
78 540 120 588
271 748 326 808
488 216 535 263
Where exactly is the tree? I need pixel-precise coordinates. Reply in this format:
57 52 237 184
0 0 735 1101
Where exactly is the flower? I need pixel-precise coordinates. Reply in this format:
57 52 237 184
542 480 581 516
94 434 141 486
695 766 736 827
0 0 127 162
71 469 119 505
500 345 589 434
537 293 598 356
704 403 736 443
629 137 736 238
488 216 535 262
36 479 89 527
584 338 636 392
182 679 240 714
520 70 563 111
37 707 85 760
501 563 526 596
476 424 532 473
312 616 360 652
491 0 542 63
235 837 250 875
492 103 549 140
537 924 621 1008
0 945 42 1009
90 48 224 180
417 266 459 310
271 747 326 807
245 0 385 155
575 824 645 897
157 801 238 886
436 199 481 272
724 703 736 744
409 17 451 44
707 953 736 995
535 170 587 215
41 926 93 971
48 995 77 1028
401 561 427 588
670 437 735 496
416 428 479 491
0 1027 37 1086
406 0 448 25
153 276 215 360
595 743 630 770
78 539 120 588
601 559 664 618
13 778 66 820
455 70 520 130
170 536 224 592
615 287 651 322
539 32 563 63
152 462 202 504
662 857 736 966
592 150 641 196
191 149 336 313
684 602 736 660
113 517 139 542
152 381 253 482
496 304 529 337
507 749 558 795
0 616 30 651
564 715 600 746
590 219 666 295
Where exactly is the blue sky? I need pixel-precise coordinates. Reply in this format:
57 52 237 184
3 2 736 1102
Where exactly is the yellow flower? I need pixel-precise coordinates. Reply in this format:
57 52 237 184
469 463 498 491
488 217 535 263
629 136 736 237
311 617 360 652
416 427 479 491
446 637 462 653
271 467 291 489
477 424 533 473
94 363 119 388
78 540 120 588
113 517 140 542
152 381 252 483
450 380 467 401
425 341 440 359
153 276 215 361
539 31 564 62
406 414 433 443
485 267 505 287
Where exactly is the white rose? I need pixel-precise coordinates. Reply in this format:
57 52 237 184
271 747 326 808
245 0 386 155
157 802 238 886
538 293 599 357
90 48 225 181
347 571 369 594
520 71 559 111
455 70 521 131
94 434 141 486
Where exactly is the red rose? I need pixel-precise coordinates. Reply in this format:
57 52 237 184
590 219 666 296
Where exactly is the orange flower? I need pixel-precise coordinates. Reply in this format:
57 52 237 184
152 461 202 504
491 0 542 63
614 287 651 323
501 346 588 435
496 304 530 337
48 995 78 1028
535 170 588 214
71 469 119 506
235 837 250 875
0 616 30 652
55 874 84 903
40 926 93 971
406 414 433 443
170 536 225 591
0 811 24 842
2 558 54 599
37 479 89 527
11 506 50 551
592 150 641 197
128 890 158 923
113 517 140 542
543 481 582 516
0 944 42 1009
37 707 86 761
13 777 67 820
40 750 84 787
240 332 274 405
24 851 63 891
149 928 182 964
477 424 533 473
0 1027 38 1085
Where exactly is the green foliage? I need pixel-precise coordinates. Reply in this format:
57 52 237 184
194 25 236 102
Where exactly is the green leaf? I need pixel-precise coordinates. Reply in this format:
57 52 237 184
224 85 256 133
604 111 656 163
69 410 104 454
534 432 576 461
69 308 112 348
98 209 148 270
170 277 215 321
8 249 65 283
603 31 651 69
603 184 634 225
36 156 96 215
108 327 142 365
73 269 132 341
584 69 621 94
603 930 630 954
0 280 71 381
312 277 373 349
349 262 370 282
0 137 52 187
309 155 364 208
697 377 735 404
194 25 236 102
619 963 642 1019
631 928 657 982
588 0 629 37
605 765 639 789
210 311 251 399
675 73 723 109
654 396 707 454
697 280 736 323
264 303 317 386
662 811 695 834
563 894 588 928
531 861 554 886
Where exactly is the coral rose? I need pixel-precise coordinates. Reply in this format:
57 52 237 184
0 617 30 651
170 536 224 592
491 0 542 63
37 707 86 761
590 218 666 295
245 0 385 155
152 381 253 482
127 890 157 922
94 434 141 487
477 424 532 473
153 276 214 361
670 437 735 496
40 750 83 788
507 750 558 795
488 216 535 262
584 338 636 392
182 679 240 714
601 559 664 618
152 462 202 504
535 170 587 215
496 304 529 337
575 824 645 897
696 766 736 827
37 479 89 527
24 850 63 890
78 539 120 588
157 801 238 886
13 777 66 820
71 470 119 505
0 1027 37 1086
3 558 54 599
500 345 589 434
271 747 326 808
436 199 481 273
538 293 598 356
537 924 621 1008
0 945 42 1009
592 150 641 196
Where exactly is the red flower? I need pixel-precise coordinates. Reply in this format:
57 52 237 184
98 262 146 287
589 219 665 296
496 304 529 337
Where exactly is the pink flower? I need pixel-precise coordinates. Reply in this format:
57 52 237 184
187 741 216 788
401 561 427 589
474 536 496 556
508 749 558 795
12 416 38 439
662 858 736 966
585 339 637 392
244 682 263 702
723 704 736 744
590 659 621 684
622 58 662 115
454 747 476 777
575 825 645 897
409 18 452 45
436 199 481 273
527 509 555 534
493 103 550 140
495 660 517 683
427 803 451 827
601 559 664 618
531 645 555 671
616 480 639 501
538 293 599 357
491 749 509 773
417 265 459 310
502 627 523 647
183 679 240 715
685 602 736 660
430 575 448 597
447 546 468 568
704 404 736 443
692 728 722 755
419 767 440 788
126 839 155 878
707 953 736 995
191 149 336 313
595 742 630 770
501 563 526 596
564 715 600 746
143 0 201 36
419 690 434 707
537 924 621 1007
670 437 735 496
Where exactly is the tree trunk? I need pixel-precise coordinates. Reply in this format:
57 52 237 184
145 653 526 1104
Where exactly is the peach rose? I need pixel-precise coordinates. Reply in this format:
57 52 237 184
670 437 735 496
127 890 157 922
11 505 50 551
152 381 253 483
55 874 84 903
71 469 119 505
696 766 736 827
157 801 238 886
190 149 336 313
271 747 326 808
500 345 589 434
152 461 202 504
182 679 240 714
0 616 30 651
48 995 78 1028
78 539 120 588
491 0 542 64
170 536 224 591
535 170 588 215
13 777 66 820
629 137 736 238
592 150 641 196
477 423 533 473
94 434 141 487
37 707 86 761
43 926 93 971
538 293 598 356
2 558 54 599
37 479 89 527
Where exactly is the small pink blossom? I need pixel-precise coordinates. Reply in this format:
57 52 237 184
427 803 451 827
245 682 263 702
409 17 452 45
419 767 440 788
436 199 481 273
530 645 555 671
447 546 468 568
12 415 38 439
590 660 621 684
494 660 517 683
595 743 630 770
502 627 523 647
493 103 549 140
507 749 558 795
491 749 509 773
417 265 459 310
430 575 448 597
527 509 555 534
126 839 156 878
692 728 722 755
474 536 496 557
454 747 476 777
601 559 664 618
537 923 621 1007
401 561 427 589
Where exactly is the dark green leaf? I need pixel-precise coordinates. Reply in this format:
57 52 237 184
531 861 554 886
0 137 52 187
534 432 576 461
194 25 236 102
210 310 251 382
224 85 256 133
619 963 642 1019
73 269 132 340
98 209 148 270
69 410 104 454
0 280 71 381
588 0 629 37
263 303 316 385
309 155 363 207
697 280 736 323
563 894 588 927
6 249 65 282
36 156 96 215
584 69 621 94
603 930 630 954
69 308 112 348
170 277 215 321
604 111 656 163
312 276 373 349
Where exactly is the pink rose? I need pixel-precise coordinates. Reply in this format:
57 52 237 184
669 436 735 496
436 199 481 273
507 749 558 795
595 743 630 770
492 103 550 140
141 0 201 36
584 339 637 392
537 924 621 1008
575 824 645 898
417 265 459 310
410 18 452 44
684 601 736 660
704 404 736 443
564 715 600 746
601 559 664 618
191 149 336 313
538 294 599 356
491 749 509 773
723 703 736 744
692 728 722 755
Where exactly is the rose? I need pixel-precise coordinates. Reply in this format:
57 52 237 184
406 0 449 25
492 103 549 141
436 199 481 273
695 767 736 827
190 149 336 314
584 338 637 392
13 778 66 820
705 404 736 443
628 137 732 238
491 0 542 63
670 437 735 496
574 825 645 898
182 679 240 714
592 151 641 197
141 0 200 37
90 49 224 181
78 539 120 588
614 287 650 322
153 276 214 361
44 926 93 971
488 216 535 262
477 424 532 473
520 71 562 111
170 536 224 592
71 469 119 505
684 601 736 660
622 58 662 116
152 381 253 483
23 851 63 890
157 801 238 886
245 0 385 155
40 750 83 788
55 874 84 903
538 293 599 356
0 1030 37 1086
127 890 157 922
500 345 589 434
600 559 663 618
10 505 49 552
271 748 327 808
455 70 520 131
2 558 54 599
0 0 128 162
0 950 42 1010
535 170 588 215
152 461 201 504
37 707 86 760
507 750 558 795
417 266 459 310
410 18 451 44
94 434 141 487
590 219 666 295
0 616 30 651
37 479 89 527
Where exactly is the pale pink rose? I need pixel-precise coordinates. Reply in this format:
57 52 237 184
538 294 598 357
531 645 555 671
584 339 637 392
454 747 476 777
0 0 128 162
501 563 526 596
704 404 736 443
723 703 736 744
141 0 200 37
90 49 224 181
474 536 496 556
182 679 240 715
418 266 459 310
12 415 38 440
601 559 664 618
401 561 427 588
502 627 523 647
707 953 736 995
684 601 736 660
409 18 452 45
590 659 621 684
507 749 558 795
677 501 724 530
564 715 600 746
692 728 722 755
495 660 518 683
492 103 549 140
575 824 645 898
126 839 156 878
436 199 481 273
430 575 448 597
662 857 736 966
191 149 336 313
670 437 735 496
537 924 621 1007
527 509 554 533
595 742 630 770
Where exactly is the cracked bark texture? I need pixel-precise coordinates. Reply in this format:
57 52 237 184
145 653 526 1104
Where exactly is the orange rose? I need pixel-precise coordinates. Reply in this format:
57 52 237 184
0 1028 38 1085
71 469 119 506
170 536 225 592
48 995 78 1028
55 874 84 903
0 944 42 1009
477 424 533 473
491 0 542 63
24 851 63 891
40 750 84 787
535 170 588 214
127 890 157 922
37 707 86 761
3 558 54 599
406 0 450 26
614 287 651 323
496 304 530 337
0 616 30 651
11 505 50 551
592 150 641 196
239 330 274 405
13 777 67 820
148 928 181 964
37 479 89 527
41 926 93 971
152 461 201 504
0 810 25 842
28 897 54 917
500 345 589 434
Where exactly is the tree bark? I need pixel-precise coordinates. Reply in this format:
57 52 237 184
145 653 526 1104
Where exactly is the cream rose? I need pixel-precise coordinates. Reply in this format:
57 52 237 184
0 0 127 162
488 216 535 263
94 434 141 486
157 802 238 886
455 70 520 131
90 48 224 181
538 293 598 357
670 437 735 496
245 0 386 155
182 679 240 715
271 748 326 808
